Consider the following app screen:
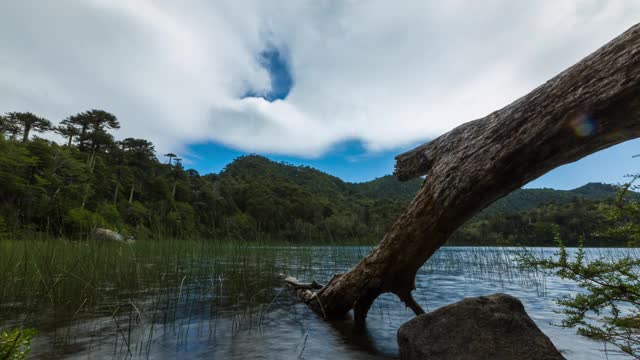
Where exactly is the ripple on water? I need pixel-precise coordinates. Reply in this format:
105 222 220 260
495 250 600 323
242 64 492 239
6 246 635 360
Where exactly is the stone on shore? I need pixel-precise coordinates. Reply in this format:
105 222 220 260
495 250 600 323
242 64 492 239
94 228 134 244
397 293 565 360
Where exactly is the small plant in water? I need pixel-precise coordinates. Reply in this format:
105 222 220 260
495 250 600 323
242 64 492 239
0 328 37 360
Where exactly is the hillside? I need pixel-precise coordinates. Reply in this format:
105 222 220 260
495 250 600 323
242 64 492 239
216 155 637 246
350 175 423 201
350 174 632 217
481 182 637 216
0 113 636 246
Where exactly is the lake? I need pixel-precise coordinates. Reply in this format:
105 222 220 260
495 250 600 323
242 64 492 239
0 242 635 359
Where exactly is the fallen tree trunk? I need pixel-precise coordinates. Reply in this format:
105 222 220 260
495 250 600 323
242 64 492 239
287 23 640 324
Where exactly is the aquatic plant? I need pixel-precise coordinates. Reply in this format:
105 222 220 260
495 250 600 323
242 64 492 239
0 328 36 360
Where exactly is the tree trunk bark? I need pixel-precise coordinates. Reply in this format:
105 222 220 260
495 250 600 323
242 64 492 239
81 151 96 209
128 183 135 204
113 181 120 204
286 23 640 323
79 124 87 152
22 124 31 143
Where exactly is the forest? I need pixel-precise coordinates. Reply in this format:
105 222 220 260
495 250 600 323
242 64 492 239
0 109 637 246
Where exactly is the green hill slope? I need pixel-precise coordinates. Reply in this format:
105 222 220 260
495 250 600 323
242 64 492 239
1 124 635 246
350 175 423 201
481 182 636 216
217 155 636 246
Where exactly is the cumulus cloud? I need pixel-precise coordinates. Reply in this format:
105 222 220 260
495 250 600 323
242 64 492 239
1 0 638 157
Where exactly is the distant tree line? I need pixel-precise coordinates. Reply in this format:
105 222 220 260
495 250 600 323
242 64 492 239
450 198 635 247
0 109 635 245
0 110 415 243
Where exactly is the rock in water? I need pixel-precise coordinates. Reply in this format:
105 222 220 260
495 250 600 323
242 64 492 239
397 293 565 360
94 228 125 243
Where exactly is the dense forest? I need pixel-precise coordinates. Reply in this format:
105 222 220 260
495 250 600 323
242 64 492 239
450 183 640 246
0 109 637 246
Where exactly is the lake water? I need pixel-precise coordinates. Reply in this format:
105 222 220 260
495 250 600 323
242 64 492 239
1 245 635 359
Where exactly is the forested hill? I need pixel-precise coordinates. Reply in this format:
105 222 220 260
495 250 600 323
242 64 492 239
0 110 636 246
481 182 638 216
230 155 630 212
221 155 422 202
222 156 629 209
350 175 422 201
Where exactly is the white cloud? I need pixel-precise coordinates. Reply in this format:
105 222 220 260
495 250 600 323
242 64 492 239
1 0 638 157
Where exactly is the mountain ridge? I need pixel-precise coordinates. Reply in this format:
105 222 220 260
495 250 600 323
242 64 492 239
225 155 633 215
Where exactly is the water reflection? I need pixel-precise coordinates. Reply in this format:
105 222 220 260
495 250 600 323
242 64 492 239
6 246 637 359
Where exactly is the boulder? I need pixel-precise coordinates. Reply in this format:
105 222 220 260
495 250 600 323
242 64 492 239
397 293 565 360
94 228 133 243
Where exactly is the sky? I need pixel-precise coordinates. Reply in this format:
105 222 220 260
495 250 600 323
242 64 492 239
1 1 639 189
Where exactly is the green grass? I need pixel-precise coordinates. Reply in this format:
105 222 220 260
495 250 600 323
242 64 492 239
0 239 573 358
0 240 548 326
0 238 370 357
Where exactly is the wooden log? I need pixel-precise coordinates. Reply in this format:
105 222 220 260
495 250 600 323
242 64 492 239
286 23 640 324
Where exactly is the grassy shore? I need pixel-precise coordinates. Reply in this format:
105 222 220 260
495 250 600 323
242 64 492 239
2 238 635 358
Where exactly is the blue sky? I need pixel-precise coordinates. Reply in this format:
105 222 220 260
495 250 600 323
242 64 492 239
186 45 639 189
187 138 639 189
2 1 639 190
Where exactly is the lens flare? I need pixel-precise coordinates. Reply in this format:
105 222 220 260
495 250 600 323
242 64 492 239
570 113 599 138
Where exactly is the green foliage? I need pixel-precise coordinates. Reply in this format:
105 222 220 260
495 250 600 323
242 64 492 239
451 179 640 246
349 175 423 201
522 177 640 357
0 328 37 360
598 177 640 246
452 198 625 246
65 208 105 237
522 241 640 357
0 108 636 244
96 203 122 229
480 182 636 216
5 112 52 143
0 217 8 240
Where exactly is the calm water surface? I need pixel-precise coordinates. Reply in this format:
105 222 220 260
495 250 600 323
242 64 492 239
3 246 636 359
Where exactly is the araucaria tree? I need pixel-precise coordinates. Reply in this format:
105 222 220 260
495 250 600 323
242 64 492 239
0 114 19 140
285 23 640 324
55 119 81 147
164 153 176 166
65 110 120 151
5 112 52 142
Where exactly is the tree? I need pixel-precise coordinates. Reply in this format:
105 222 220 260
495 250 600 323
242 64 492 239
168 161 186 201
6 112 52 142
120 138 155 161
66 110 119 151
111 138 156 204
0 114 19 140
0 136 36 197
522 175 640 357
55 119 80 147
63 113 91 151
164 153 176 165
285 22 640 324
86 127 115 152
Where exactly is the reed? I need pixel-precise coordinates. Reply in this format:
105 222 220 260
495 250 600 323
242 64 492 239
2 239 628 358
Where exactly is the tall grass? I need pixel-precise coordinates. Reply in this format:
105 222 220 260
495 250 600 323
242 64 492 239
0 238 368 358
3 240 622 358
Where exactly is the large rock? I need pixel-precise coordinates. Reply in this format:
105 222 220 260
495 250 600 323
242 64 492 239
397 293 565 360
94 228 134 244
